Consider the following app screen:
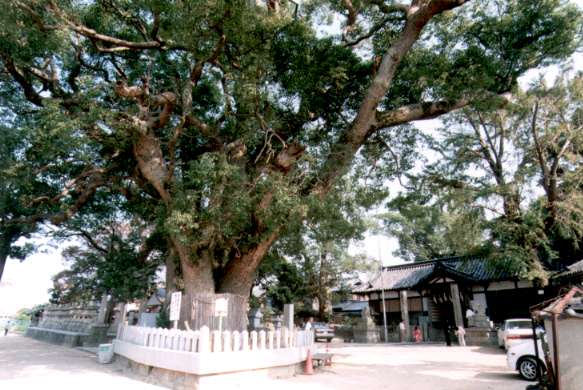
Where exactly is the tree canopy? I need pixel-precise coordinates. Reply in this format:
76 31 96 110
385 73 583 281
0 0 580 315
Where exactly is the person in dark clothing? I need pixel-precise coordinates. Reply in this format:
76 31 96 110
444 320 452 346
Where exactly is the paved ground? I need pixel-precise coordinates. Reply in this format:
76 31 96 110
285 342 528 390
0 334 529 390
0 334 165 389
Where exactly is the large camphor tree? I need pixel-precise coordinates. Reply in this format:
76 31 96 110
0 0 579 313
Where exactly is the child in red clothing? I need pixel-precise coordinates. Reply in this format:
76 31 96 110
413 325 422 342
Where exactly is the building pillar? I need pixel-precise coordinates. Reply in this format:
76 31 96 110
399 290 409 341
421 295 431 341
450 284 464 328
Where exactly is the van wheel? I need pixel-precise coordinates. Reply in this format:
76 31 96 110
518 357 538 381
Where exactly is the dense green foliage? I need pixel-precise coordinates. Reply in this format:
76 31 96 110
385 74 583 281
49 217 162 303
0 0 580 301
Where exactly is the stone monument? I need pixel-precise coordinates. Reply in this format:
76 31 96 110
353 306 380 343
468 303 491 328
465 301 496 346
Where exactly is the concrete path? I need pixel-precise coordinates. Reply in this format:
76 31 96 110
0 334 529 390
0 334 165 389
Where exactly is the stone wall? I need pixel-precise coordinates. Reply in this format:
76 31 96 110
38 303 100 332
26 302 112 347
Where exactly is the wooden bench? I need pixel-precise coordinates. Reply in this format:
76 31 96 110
312 352 334 367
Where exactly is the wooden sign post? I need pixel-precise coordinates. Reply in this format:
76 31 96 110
170 291 182 329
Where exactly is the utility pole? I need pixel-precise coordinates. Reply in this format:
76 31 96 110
378 236 388 342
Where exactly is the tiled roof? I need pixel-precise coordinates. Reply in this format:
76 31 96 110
553 259 583 281
354 256 519 293
332 301 369 312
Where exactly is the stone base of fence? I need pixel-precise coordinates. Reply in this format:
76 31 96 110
115 354 303 390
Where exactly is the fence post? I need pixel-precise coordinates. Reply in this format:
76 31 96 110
282 327 289 348
232 331 241 351
157 328 165 348
212 330 222 352
183 331 192 351
199 326 210 352
268 330 274 349
259 330 266 350
140 327 148 346
169 329 178 350
250 331 258 351
223 330 232 352
241 330 249 351
180 330 186 350
192 330 201 352
275 329 281 349
163 328 171 349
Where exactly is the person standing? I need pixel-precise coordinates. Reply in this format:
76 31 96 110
456 325 466 347
442 318 452 346
4 321 10 336
413 325 422 343
304 317 313 331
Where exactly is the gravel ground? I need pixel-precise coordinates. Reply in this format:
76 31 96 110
0 334 529 390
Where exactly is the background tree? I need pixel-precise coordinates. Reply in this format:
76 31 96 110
49 216 163 304
385 74 583 281
0 1 579 321
384 176 485 262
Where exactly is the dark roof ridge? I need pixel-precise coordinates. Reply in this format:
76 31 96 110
381 255 480 271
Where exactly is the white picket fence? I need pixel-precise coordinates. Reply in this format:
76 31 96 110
113 325 315 376
117 325 313 353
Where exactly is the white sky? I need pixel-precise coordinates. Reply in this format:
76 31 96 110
1 5 582 316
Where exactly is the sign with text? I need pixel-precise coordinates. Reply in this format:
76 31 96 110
214 297 228 317
170 291 182 322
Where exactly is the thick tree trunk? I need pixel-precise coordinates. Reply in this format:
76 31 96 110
172 240 215 295
217 231 279 297
165 245 178 301
168 236 215 329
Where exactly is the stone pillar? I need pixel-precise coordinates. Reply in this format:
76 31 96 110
96 295 109 324
399 290 409 341
450 284 464 328
283 304 294 331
